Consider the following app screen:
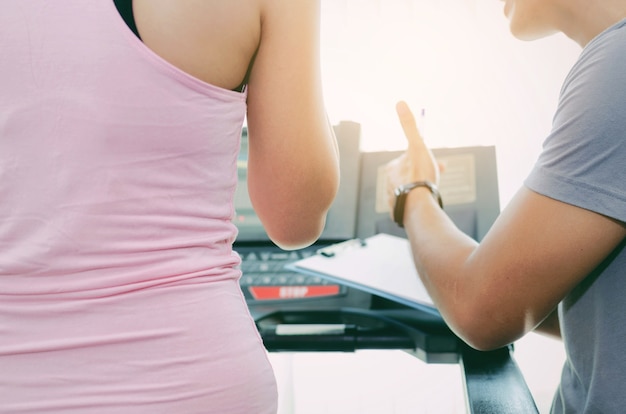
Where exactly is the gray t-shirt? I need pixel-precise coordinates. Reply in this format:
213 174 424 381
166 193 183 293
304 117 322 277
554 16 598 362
525 19 626 414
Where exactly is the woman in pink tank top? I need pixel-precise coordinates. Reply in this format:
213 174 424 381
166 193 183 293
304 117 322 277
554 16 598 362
0 1 339 413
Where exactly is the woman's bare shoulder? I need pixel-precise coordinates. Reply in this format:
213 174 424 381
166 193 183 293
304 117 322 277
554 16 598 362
133 0 262 89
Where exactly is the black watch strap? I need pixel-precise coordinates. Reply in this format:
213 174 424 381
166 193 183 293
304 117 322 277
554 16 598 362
393 181 443 228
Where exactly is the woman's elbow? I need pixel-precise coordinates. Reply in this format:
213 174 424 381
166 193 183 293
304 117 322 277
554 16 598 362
267 220 326 250
266 183 338 250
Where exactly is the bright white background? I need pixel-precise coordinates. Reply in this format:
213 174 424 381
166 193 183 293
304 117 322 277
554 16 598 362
320 0 580 206
270 0 581 412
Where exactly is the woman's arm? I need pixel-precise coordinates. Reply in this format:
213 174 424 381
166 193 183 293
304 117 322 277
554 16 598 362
245 0 339 250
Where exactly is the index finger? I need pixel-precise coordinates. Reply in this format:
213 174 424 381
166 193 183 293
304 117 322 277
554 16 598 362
395 101 423 152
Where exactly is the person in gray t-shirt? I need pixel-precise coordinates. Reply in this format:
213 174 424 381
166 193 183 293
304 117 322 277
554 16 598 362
385 1 626 413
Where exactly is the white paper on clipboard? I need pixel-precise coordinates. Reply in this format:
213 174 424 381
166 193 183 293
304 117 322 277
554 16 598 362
285 233 438 315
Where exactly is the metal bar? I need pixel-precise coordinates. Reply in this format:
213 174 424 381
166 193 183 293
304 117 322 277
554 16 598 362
461 346 539 414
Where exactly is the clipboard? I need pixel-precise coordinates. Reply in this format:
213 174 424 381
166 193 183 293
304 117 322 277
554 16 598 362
285 233 439 316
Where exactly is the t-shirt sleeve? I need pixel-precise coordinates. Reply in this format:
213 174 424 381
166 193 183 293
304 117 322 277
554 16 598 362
525 23 626 223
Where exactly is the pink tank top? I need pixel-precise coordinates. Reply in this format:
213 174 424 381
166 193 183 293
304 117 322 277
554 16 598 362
0 1 277 412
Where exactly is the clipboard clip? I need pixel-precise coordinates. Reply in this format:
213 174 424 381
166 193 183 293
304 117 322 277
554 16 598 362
316 238 367 258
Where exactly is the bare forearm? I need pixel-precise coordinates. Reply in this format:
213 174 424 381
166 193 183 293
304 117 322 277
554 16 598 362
402 189 490 342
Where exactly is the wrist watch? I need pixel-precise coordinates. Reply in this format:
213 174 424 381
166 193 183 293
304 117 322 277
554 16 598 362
393 181 443 228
